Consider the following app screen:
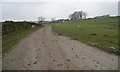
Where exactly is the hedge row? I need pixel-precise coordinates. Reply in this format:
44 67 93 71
2 21 40 35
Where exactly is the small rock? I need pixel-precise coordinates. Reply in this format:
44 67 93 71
42 41 45 43
75 55 78 57
66 66 69 68
34 61 37 64
93 60 95 62
57 64 63 66
112 59 114 61
53 60 55 61
95 65 98 67
32 25 35 28
96 62 100 64
52 40 56 41
110 47 116 49
75 55 79 58
72 48 73 50
83 57 85 59
49 53 51 54
67 59 71 61
28 63 31 65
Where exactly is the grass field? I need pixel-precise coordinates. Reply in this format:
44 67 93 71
52 17 119 54
2 26 42 54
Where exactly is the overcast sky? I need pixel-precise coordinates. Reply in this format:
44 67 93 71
1 0 119 21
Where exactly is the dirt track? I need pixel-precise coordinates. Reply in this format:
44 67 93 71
3 26 118 70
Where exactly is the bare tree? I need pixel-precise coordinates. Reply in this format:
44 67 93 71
51 18 56 22
38 17 45 24
69 14 73 20
82 11 87 19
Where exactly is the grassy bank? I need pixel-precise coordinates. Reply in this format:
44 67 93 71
2 23 42 54
52 17 119 55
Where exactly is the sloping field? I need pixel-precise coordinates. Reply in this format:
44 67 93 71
52 17 119 54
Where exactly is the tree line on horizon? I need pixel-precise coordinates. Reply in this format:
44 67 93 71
37 10 87 24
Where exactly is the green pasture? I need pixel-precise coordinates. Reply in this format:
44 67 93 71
52 17 119 54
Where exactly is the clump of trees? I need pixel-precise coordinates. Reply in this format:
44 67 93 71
69 11 87 20
51 18 56 22
2 21 40 35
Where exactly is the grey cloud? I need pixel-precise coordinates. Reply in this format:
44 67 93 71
2 2 118 21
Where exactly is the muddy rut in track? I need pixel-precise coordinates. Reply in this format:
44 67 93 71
3 26 118 70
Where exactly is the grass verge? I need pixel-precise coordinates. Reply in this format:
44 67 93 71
2 26 42 54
